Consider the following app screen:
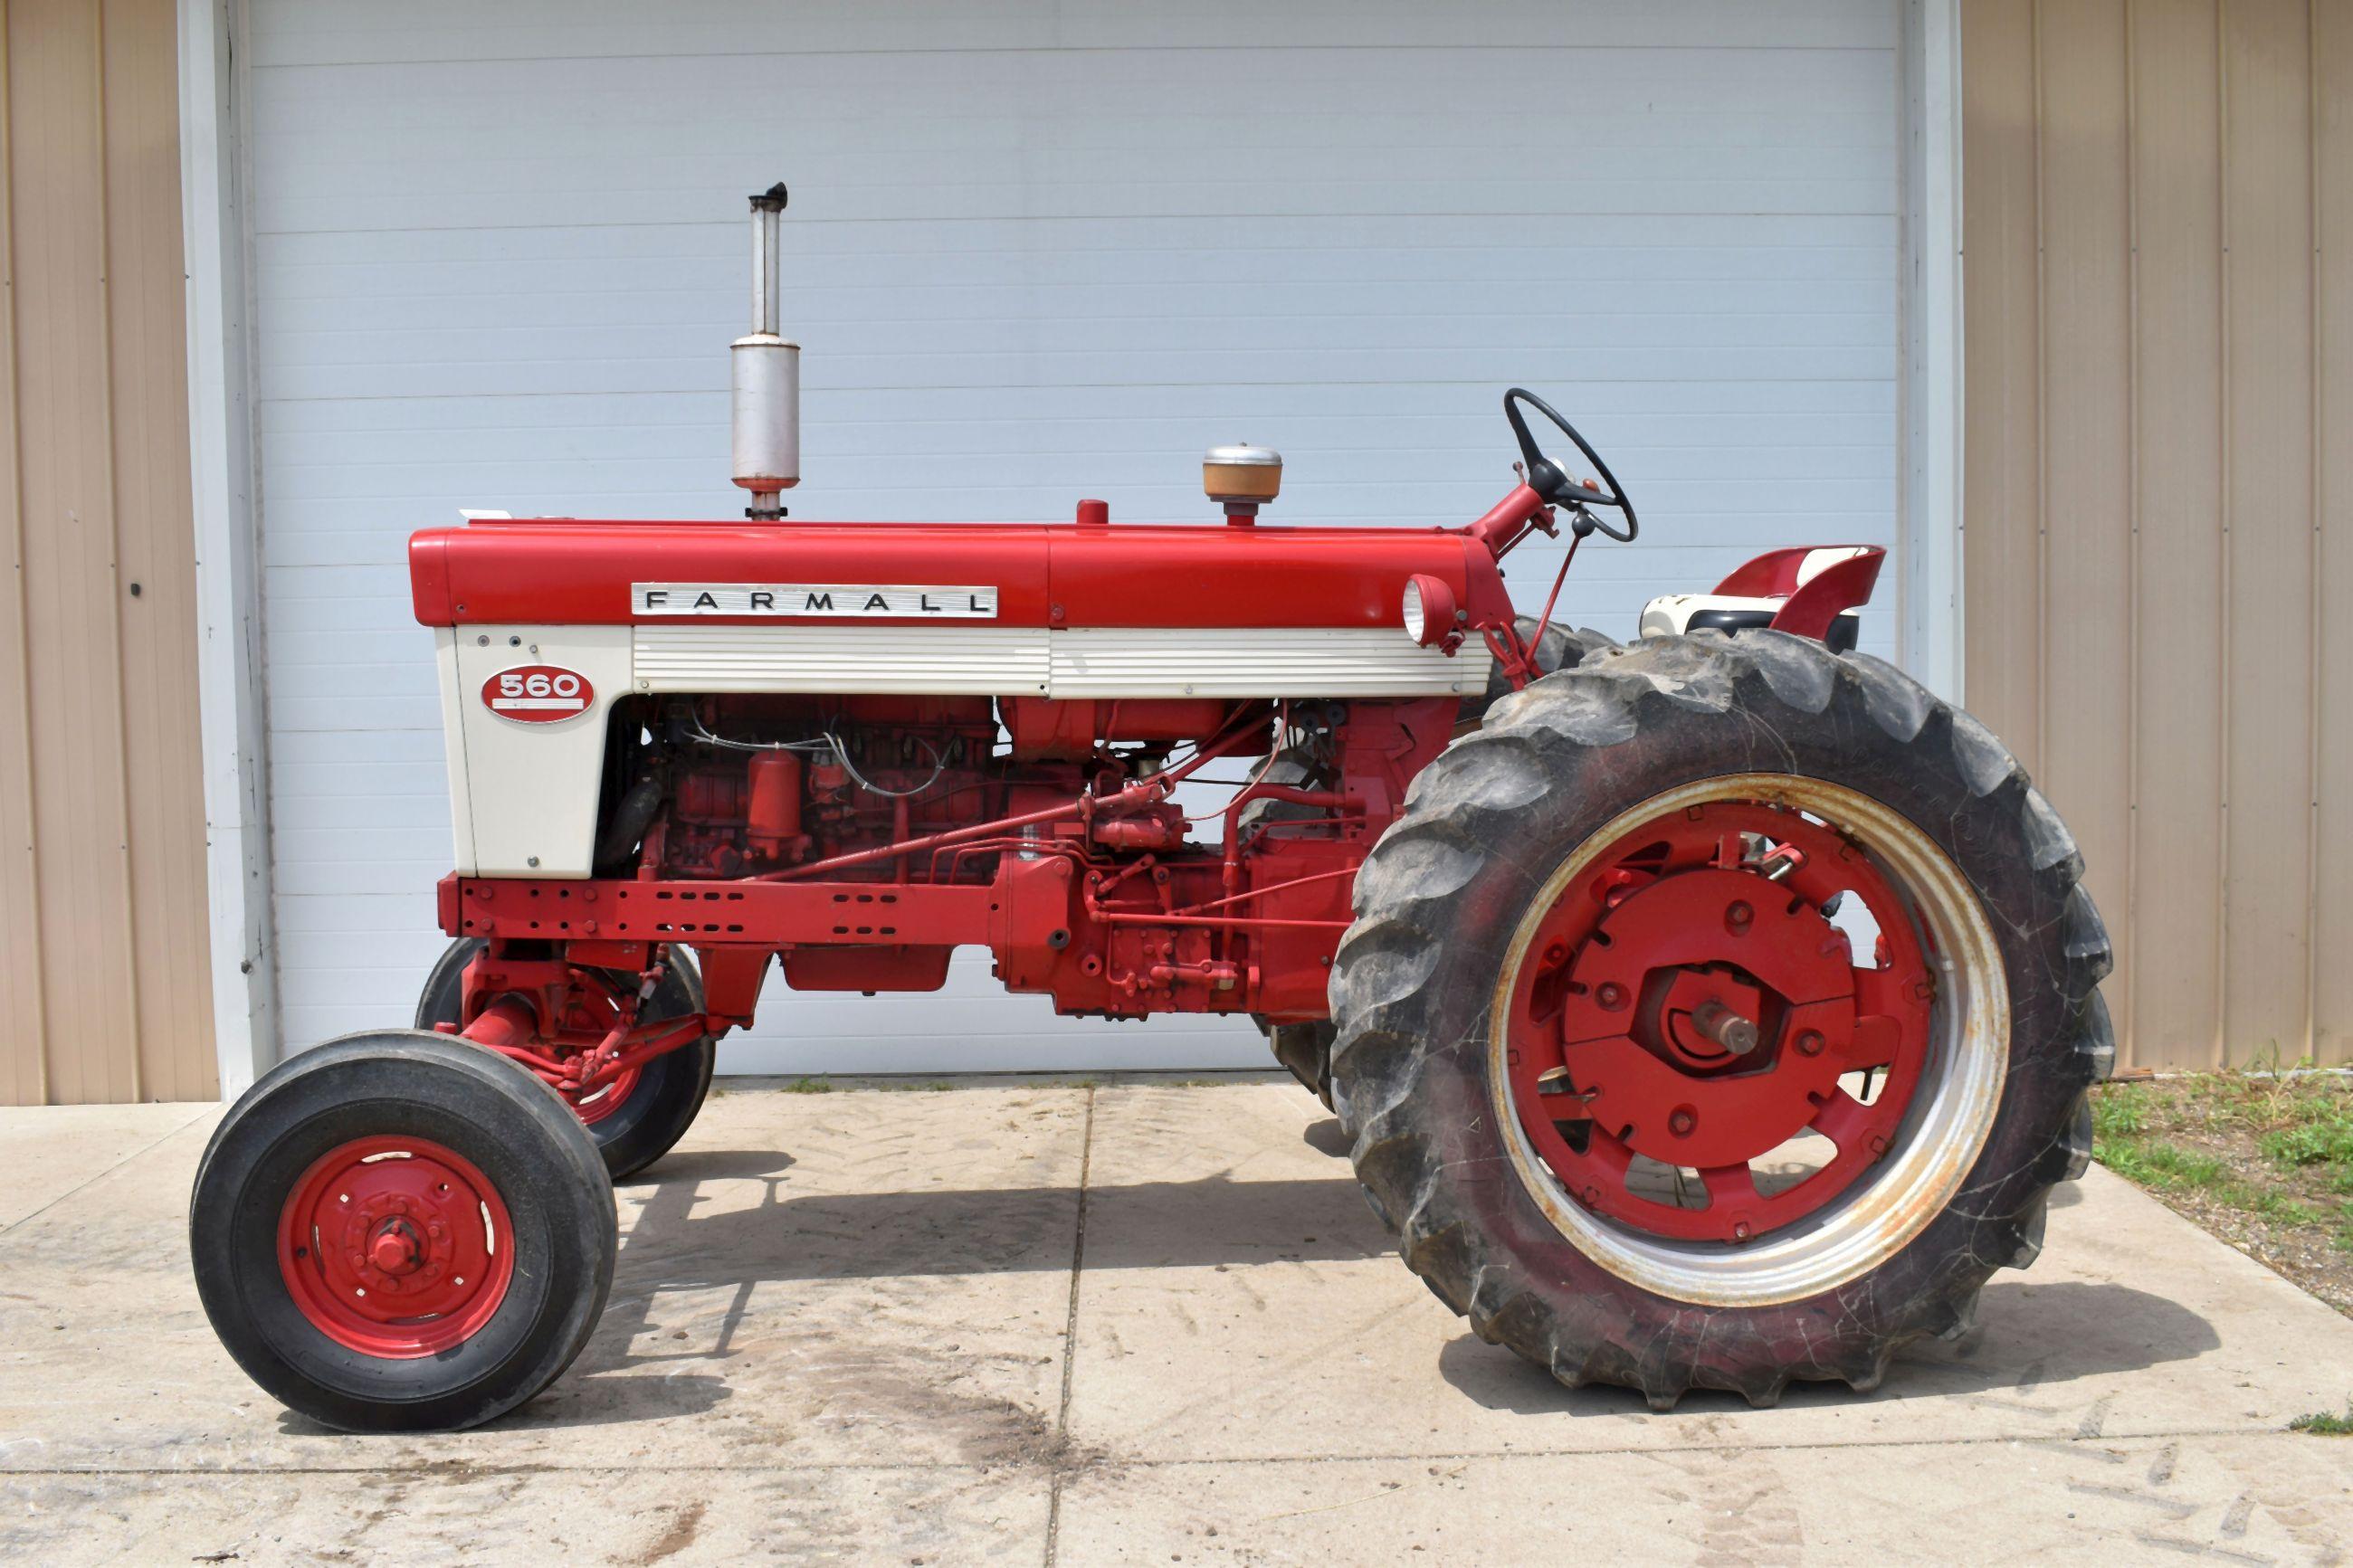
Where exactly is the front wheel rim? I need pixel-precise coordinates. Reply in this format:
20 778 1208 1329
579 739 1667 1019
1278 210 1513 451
277 1135 517 1357
1487 773 2009 1307
567 1065 643 1127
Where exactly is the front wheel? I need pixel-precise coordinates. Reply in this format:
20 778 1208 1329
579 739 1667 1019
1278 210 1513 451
189 1031 617 1432
1329 632 2111 1408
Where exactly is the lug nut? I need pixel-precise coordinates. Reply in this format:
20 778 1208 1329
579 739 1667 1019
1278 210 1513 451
1596 983 1628 1012
1795 1030 1825 1057
1668 1107 1697 1136
1725 901 1753 935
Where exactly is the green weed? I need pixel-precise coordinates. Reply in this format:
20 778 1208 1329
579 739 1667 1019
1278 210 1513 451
2290 1402 2353 1436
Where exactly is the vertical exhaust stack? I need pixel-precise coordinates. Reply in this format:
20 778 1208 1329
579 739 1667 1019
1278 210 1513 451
732 182 799 519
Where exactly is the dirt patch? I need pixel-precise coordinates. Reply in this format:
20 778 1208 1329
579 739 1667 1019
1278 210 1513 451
2092 1072 2353 1316
639 1497 707 1564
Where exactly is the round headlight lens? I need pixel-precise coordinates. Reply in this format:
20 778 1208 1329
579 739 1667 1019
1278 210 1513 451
1401 574 1456 647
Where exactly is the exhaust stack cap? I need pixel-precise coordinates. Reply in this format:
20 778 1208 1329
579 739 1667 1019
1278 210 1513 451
733 181 799 518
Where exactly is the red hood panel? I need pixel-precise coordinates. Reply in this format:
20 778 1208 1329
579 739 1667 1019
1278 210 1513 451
409 518 1493 631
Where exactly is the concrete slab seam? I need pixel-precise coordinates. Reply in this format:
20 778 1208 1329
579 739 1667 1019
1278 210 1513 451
0 1107 216 1238
1043 1081 1097 1568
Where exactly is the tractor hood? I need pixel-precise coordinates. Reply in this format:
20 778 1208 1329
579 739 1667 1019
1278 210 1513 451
408 515 1510 632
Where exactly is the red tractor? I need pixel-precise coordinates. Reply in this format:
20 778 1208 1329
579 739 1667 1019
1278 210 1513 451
191 188 2110 1431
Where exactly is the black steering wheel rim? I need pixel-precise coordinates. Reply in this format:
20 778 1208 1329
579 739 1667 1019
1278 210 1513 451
1503 387 1637 542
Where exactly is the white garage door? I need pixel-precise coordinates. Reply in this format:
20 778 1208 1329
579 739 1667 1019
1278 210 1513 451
252 1 1905 1074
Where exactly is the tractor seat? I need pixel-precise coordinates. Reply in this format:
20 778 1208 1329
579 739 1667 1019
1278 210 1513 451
1639 546 1873 654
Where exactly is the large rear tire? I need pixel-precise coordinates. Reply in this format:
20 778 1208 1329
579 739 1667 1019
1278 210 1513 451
418 938 716 1181
190 1031 616 1432
1329 632 2111 1407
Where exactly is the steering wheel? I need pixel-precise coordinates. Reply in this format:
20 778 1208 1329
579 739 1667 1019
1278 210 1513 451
1503 388 1637 542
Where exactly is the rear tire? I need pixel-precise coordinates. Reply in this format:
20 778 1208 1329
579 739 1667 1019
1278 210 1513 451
417 938 716 1181
1329 632 2110 1408
190 1031 616 1433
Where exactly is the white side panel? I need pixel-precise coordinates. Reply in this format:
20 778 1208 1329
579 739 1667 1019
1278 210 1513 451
431 627 478 875
634 624 1050 696
631 623 1485 698
448 625 634 877
1049 628 1486 699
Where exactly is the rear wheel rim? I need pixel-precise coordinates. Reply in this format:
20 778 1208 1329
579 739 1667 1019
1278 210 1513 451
277 1135 516 1357
1488 773 2008 1307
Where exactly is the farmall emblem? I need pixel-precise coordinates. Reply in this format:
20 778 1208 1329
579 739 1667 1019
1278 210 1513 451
632 583 998 619
481 664 594 723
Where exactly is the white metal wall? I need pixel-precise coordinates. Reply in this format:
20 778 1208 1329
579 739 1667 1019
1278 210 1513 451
250 0 1906 1074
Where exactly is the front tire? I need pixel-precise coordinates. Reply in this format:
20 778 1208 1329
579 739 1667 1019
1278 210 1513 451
1329 632 2111 1408
190 1031 617 1432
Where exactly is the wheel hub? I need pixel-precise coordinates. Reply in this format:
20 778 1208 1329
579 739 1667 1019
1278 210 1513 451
1654 969 1767 1070
278 1136 515 1357
1505 800 1933 1243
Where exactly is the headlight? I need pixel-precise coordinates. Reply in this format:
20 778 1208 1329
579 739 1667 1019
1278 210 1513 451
1402 574 1457 647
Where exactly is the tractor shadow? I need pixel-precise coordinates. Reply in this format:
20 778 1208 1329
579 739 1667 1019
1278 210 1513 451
530 1146 1393 1430
1436 1278 2222 1419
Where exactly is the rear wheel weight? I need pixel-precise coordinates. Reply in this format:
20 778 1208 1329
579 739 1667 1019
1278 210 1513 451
191 1031 617 1433
1328 632 2110 1408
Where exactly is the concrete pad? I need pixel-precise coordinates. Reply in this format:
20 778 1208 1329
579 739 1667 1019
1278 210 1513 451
1065 1086 2353 1463
0 1101 214 1230
1 1076 2349 1565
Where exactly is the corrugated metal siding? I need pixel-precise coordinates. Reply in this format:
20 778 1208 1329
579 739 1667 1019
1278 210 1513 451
0 0 214 1104
247 0 1908 1074
1963 0 2348 1069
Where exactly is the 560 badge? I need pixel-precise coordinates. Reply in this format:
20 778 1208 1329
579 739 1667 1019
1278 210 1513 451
481 664 594 724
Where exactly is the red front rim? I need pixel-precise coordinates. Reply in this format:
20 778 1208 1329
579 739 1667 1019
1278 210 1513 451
568 1066 642 1126
277 1136 517 1358
1502 798 1934 1243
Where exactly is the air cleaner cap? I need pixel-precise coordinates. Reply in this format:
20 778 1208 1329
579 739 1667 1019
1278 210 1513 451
1203 443 1282 505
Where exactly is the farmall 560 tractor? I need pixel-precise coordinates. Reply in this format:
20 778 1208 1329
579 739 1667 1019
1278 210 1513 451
192 186 2111 1431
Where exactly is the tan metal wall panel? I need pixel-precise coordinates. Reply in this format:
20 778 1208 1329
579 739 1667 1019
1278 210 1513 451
100 0 211 1102
2036 0 2137 1050
9 0 140 1106
2319 0 2352 1059
0 10 43 1106
1965 0 2346 1069
2221 0 2319 1062
2129 0 2230 1067
0 0 212 1105
1963 0 2046 776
